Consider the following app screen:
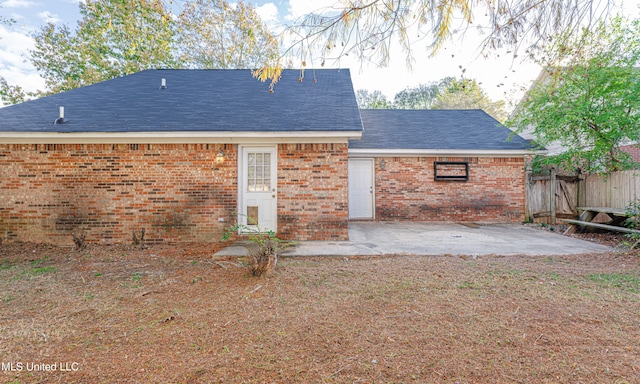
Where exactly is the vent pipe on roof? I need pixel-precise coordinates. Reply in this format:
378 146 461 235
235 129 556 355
53 106 64 124
160 78 167 89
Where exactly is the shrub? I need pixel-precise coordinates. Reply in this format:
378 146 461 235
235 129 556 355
222 215 290 277
624 199 640 248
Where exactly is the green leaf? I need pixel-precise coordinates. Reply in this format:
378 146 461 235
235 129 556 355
508 16 640 173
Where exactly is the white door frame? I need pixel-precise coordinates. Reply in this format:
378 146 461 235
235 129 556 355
348 158 375 220
237 145 278 233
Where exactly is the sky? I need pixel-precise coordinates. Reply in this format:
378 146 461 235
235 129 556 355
0 0 638 110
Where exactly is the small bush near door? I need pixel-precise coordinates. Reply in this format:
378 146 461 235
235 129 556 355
222 215 291 277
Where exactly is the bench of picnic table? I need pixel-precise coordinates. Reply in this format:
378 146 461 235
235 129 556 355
576 206 628 222
561 216 640 249
562 207 631 234
561 219 640 235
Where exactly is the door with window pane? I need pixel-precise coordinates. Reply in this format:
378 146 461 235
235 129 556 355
240 146 277 232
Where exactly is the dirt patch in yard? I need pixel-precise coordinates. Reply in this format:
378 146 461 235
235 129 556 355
1 240 639 383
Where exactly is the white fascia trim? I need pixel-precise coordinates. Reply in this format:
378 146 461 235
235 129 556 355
0 130 362 144
348 148 545 158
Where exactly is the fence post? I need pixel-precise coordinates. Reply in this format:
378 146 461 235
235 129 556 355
524 164 532 222
550 167 557 224
577 170 584 210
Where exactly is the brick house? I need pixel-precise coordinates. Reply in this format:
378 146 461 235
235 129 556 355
619 144 640 164
0 69 534 245
349 110 533 222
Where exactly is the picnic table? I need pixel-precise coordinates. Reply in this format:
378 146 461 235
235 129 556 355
561 207 640 248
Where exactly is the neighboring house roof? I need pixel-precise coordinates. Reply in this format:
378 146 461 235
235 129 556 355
350 109 536 157
0 69 362 144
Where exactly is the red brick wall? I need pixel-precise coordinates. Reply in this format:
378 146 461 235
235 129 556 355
0 144 237 244
620 144 640 163
374 156 525 222
278 143 349 240
0 143 349 245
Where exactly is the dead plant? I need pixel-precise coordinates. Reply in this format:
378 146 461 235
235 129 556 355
248 236 277 277
72 233 86 250
132 228 146 249
222 215 290 277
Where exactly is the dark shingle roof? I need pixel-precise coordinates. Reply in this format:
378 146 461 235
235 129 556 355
0 69 362 133
351 109 534 151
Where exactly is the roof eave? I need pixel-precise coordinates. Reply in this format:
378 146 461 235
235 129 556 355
348 148 545 158
0 130 363 144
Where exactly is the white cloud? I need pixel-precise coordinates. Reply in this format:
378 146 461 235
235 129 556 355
37 10 61 23
1 0 36 8
255 2 278 24
0 24 34 66
9 12 25 20
286 0 341 21
0 24 44 93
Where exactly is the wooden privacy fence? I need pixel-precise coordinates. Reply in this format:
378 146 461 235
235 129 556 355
580 170 640 209
525 169 640 224
525 169 580 224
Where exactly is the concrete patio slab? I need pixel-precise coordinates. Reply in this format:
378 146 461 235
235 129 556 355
214 222 612 257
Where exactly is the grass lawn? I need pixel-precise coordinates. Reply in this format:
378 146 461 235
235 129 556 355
1 242 639 383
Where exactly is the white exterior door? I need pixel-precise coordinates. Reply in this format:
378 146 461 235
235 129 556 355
239 146 277 232
348 158 374 219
